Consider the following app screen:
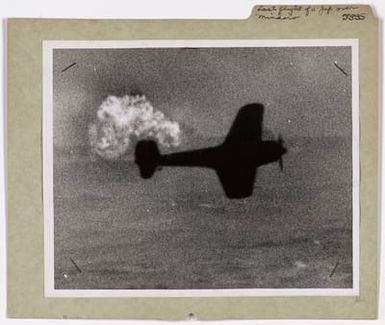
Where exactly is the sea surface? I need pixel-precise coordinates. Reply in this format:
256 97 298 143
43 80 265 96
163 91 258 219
53 137 353 289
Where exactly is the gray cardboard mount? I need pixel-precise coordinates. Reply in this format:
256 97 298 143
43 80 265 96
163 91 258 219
7 5 378 319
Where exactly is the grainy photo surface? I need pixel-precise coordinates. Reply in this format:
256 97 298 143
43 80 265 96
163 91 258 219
45 41 356 293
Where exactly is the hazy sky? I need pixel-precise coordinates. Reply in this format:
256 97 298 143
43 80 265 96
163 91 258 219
53 46 352 148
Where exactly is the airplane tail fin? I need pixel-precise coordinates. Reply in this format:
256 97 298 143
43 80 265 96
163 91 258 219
135 140 160 178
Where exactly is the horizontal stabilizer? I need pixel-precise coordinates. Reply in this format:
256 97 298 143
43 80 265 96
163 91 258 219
135 140 160 178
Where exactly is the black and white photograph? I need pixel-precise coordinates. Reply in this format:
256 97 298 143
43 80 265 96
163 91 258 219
43 40 358 296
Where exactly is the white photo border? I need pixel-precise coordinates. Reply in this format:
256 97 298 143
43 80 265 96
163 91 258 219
43 39 359 298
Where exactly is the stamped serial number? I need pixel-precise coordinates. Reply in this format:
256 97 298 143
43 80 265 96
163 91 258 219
342 13 366 21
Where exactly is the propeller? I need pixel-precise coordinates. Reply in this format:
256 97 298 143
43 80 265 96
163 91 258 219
279 157 284 171
278 134 284 146
278 134 284 171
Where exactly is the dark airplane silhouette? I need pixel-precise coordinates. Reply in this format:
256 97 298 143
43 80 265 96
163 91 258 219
135 103 287 199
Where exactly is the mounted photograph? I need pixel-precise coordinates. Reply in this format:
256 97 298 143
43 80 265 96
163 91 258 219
43 40 359 297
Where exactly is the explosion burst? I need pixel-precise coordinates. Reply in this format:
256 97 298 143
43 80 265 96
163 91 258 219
89 95 180 160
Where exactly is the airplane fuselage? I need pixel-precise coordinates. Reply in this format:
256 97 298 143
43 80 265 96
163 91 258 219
158 140 285 170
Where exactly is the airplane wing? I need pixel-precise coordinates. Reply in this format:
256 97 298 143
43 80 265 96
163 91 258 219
224 103 264 144
216 165 257 199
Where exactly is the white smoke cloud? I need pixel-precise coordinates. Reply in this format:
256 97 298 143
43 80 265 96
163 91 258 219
89 95 181 160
